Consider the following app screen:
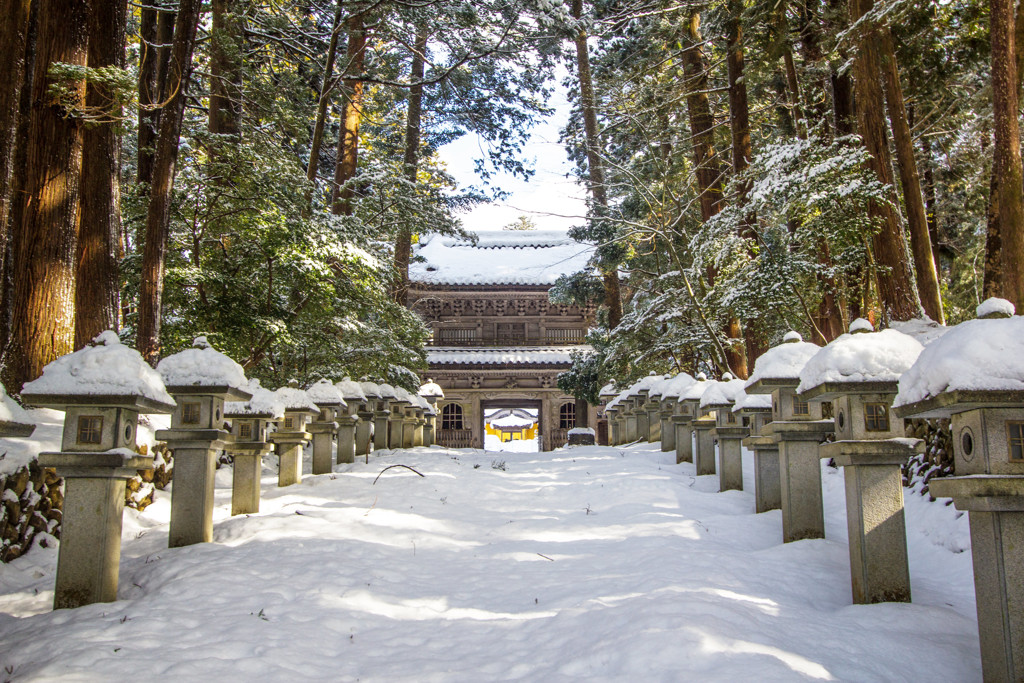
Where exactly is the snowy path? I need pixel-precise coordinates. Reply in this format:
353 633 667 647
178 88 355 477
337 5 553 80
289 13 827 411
0 443 980 681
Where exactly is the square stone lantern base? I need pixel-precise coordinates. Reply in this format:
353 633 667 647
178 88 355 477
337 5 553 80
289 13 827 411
337 415 358 463
308 419 339 475
373 411 390 450
712 425 747 491
743 434 781 513
356 411 373 456
270 432 311 486
929 475 1024 683
762 419 834 542
820 439 921 604
672 416 693 464
155 429 230 548
39 451 154 609
659 409 675 452
692 416 717 476
228 441 272 515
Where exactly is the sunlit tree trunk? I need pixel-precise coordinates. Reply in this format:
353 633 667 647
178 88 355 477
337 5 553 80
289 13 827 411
331 8 367 217
305 1 343 215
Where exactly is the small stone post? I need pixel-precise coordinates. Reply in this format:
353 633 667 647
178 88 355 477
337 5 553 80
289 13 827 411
307 379 345 475
22 331 175 609
269 382 318 486
224 385 281 516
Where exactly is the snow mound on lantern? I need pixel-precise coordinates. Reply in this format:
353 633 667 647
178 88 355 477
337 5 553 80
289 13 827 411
306 379 347 406
0 383 33 428
797 329 924 393
156 337 248 390
745 339 821 387
660 373 697 400
225 379 285 418
418 380 444 399
895 316 1024 407
337 378 367 402
22 331 173 405
733 392 772 412
976 297 1015 318
274 386 320 413
680 379 712 402
700 378 746 409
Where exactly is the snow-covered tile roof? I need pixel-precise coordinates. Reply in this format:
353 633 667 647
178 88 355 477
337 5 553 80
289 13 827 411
410 230 595 286
427 345 589 366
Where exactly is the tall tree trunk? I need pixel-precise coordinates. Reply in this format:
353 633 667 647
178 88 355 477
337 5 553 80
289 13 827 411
305 1 343 214
138 4 159 187
991 0 1024 307
331 9 367 217
393 26 428 306
136 0 203 365
5 0 89 389
879 30 943 323
571 0 622 329
849 0 921 322
209 0 244 154
76 0 127 348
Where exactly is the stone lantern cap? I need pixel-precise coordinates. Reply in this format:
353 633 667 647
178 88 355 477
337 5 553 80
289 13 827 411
744 331 820 395
660 373 697 402
274 383 320 415
894 312 1024 418
418 379 444 400
678 377 711 404
700 377 745 412
598 382 619 402
797 326 923 402
647 374 675 401
360 380 382 399
0 382 35 436
733 392 772 415
155 337 251 401
390 386 412 406
336 377 367 402
305 378 347 409
377 383 398 400
633 372 663 399
22 330 175 413
225 379 285 419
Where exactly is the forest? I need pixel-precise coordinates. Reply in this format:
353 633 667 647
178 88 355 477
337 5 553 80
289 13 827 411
0 0 1021 398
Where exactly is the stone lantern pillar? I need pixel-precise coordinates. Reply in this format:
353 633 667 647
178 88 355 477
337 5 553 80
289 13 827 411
634 394 651 442
604 404 621 446
358 381 381 455
894 300 1024 680
736 393 778 512
224 380 283 516
800 323 924 604
377 383 399 449
156 338 252 548
675 374 709 465
336 378 367 464
703 378 747 491
619 393 637 443
306 379 345 474
270 382 319 486
745 332 830 543
645 375 670 442
22 331 175 609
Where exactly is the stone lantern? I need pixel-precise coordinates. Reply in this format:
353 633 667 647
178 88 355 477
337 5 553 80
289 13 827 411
336 378 367 463
632 372 661 441
658 375 695 454
422 402 437 446
799 321 924 604
359 381 382 455
411 396 430 446
224 379 284 515
617 388 638 443
270 382 319 486
0 382 35 438
645 374 672 442
736 392 777 512
893 299 1024 680
686 376 719 475
305 379 345 475
419 379 444 447
675 373 709 465
22 331 175 609
745 331 831 543
597 382 619 446
702 377 747 491
377 383 399 449
387 386 412 448
156 337 252 548
603 397 622 446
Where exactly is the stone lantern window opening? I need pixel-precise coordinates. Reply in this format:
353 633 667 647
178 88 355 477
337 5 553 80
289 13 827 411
122 422 133 445
961 428 974 457
837 410 845 431
1007 421 1024 461
77 415 103 444
239 422 252 439
559 402 576 429
792 396 810 416
182 401 201 425
284 417 294 429
726 411 736 424
864 402 890 432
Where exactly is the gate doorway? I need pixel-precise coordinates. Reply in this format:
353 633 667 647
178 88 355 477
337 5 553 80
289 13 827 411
481 399 542 453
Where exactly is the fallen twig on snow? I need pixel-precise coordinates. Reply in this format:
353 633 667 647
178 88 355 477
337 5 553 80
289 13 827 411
373 464 426 484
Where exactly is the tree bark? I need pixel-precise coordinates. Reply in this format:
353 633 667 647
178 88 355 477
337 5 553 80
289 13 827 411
209 0 244 151
879 29 943 323
571 0 622 329
138 1 176 188
136 0 203 365
849 0 921 322
5 0 89 389
330 8 368 217
76 0 127 348
304 1 343 214
393 26 428 305
991 0 1024 307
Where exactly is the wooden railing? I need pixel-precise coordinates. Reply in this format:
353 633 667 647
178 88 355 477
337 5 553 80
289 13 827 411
436 429 474 448
549 428 570 446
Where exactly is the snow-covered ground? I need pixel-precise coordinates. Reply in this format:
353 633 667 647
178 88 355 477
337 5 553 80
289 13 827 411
0 439 980 681
484 433 539 453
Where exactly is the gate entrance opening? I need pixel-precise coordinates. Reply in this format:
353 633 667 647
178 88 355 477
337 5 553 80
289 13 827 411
481 399 541 453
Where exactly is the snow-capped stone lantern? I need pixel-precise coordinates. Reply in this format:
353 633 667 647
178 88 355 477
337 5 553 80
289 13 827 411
702 377 747 492
0 382 35 438
410 395 430 447
386 386 411 449
691 376 722 476
597 382 619 446
359 381 382 455
745 331 832 543
674 374 710 465
22 331 176 609
335 378 367 463
645 374 672 442
419 379 444 447
603 394 622 446
658 375 694 454
893 299 1024 680
616 388 637 443
798 321 924 604
395 387 418 448
305 379 345 475
224 379 284 515
156 337 252 548
736 392 778 512
271 381 319 486
376 383 399 449
633 372 662 442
